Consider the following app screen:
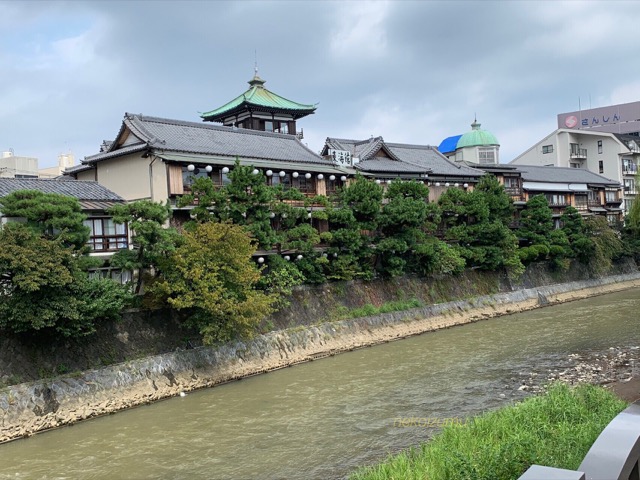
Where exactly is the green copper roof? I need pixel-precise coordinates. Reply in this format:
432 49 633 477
201 74 317 121
456 120 499 148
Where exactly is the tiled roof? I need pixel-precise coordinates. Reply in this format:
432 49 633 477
514 165 620 186
0 178 123 201
323 137 485 178
385 143 484 177
201 75 316 121
356 158 427 174
85 113 330 166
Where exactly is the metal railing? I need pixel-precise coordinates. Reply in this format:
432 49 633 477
518 401 640 480
570 146 588 158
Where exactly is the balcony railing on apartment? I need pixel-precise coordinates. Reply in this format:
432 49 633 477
570 146 587 159
623 166 638 175
504 186 523 198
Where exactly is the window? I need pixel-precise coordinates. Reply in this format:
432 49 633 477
274 122 289 134
264 120 274 132
622 158 637 174
542 145 553 154
605 191 619 203
504 177 519 188
326 177 344 195
293 175 316 194
598 140 603 154
84 218 128 251
182 166 209 191
478 147 496 164
574 194 587 208
570 163 580 168
624 178 636 193
89 268 132 285
268 173 291 189
599 160 604 174
544 193 567 206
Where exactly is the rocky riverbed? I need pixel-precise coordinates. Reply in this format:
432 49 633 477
508 346 640 402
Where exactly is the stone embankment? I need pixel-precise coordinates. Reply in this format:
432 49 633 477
2 271 640 443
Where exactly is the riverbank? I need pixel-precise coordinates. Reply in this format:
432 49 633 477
1 269 640 443
511 345 640 403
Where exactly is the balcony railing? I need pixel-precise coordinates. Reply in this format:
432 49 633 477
623 167 638 175
570 146 587 159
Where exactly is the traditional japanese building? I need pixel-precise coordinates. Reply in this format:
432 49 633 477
200 70 316 138
321 136 485 202
0 178 129 275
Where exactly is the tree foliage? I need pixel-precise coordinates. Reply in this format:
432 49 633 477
0 189 90 250
109 200 178 294
0 223 131 336
152 222 276 344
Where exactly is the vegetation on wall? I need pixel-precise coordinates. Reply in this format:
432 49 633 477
0 165 632 343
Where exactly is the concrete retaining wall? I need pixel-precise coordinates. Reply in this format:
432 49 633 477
2 270 640 443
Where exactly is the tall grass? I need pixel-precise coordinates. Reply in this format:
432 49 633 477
350 383 627 480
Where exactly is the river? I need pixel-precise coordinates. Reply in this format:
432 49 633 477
1 288 639 479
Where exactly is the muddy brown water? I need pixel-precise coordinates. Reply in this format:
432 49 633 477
1 288 639 480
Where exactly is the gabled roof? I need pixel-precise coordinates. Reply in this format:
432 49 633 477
514 165 620 186
82 113 330 166
322 137 485 178
200 74 317 122
0 178 123 210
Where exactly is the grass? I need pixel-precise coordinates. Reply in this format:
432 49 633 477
350 383 627 480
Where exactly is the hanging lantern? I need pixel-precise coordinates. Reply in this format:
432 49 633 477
340 176 347 182
292 172 299 178
187 164 195 172
205 165 213 173
279 171 286 177
317 174 324 180
305 173 312 179
222 167 230 174
329 175 336 181
266 170 273 176
252 169 260 175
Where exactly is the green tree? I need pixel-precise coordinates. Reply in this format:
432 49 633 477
560 206 594 262
586 216 624 274
340 174 383 231
0 223 131 336
152 222 276 344
0 190 90 250
517 195 553 247
439 187 523 277
377 180 436 277
475 174 514 226
109 200 179 294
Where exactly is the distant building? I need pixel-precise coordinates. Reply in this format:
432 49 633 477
0 150 38 178
509 128 640 214
438 119 500 165
39 153 75 179
557 100 640 135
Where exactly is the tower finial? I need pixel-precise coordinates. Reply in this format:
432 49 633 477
254 49 258 76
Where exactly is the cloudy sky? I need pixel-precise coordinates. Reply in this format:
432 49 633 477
2 0 640 169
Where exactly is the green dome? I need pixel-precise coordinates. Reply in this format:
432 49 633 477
456 120 499 148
